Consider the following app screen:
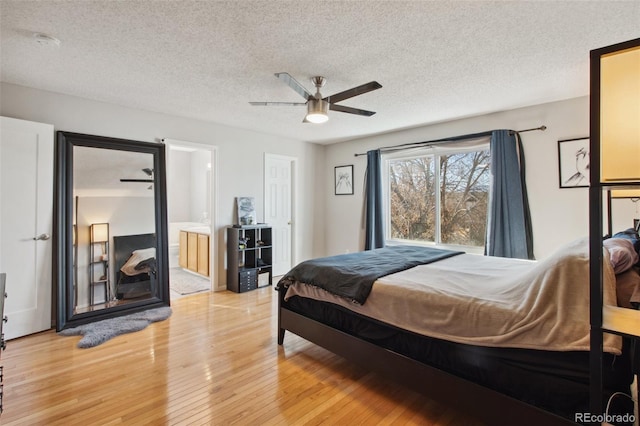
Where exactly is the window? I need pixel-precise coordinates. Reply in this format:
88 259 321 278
384 139 491 248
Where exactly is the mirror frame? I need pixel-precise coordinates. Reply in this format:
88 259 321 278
55 131 169 331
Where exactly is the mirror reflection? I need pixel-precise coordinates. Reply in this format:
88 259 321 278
73 146 157 314
56 131 169 331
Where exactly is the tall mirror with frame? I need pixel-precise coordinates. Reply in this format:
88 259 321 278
589 37 640 415
55 131 169 330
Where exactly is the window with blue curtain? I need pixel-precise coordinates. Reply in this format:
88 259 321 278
365 130 533 259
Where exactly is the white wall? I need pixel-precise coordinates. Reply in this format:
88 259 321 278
323 96 638 260
190 149 210 223
166 148 210 223
167 150 191 222
1 82 325 289
611 199 639 234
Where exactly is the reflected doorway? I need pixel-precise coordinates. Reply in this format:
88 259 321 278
164 139 217 299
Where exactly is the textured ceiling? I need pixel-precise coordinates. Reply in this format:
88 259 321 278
1 1 639 145
74 146 154 197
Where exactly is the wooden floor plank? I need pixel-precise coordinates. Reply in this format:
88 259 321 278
1 287 486 425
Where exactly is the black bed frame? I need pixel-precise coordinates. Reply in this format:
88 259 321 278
277 289 576 426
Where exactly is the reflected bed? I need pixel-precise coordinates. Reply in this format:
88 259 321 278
113 233 156 300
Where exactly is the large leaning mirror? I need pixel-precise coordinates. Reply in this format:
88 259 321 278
55 131 169 330
591 38 640 339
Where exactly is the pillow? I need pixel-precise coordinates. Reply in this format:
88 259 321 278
120 247 156 276
612 228 640 253
604 238 639 274
615 267 640 308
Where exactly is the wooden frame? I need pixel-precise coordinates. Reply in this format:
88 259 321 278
277 290 574 426
558 137 590 188
334 165 354 195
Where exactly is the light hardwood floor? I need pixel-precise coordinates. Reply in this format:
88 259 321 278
1 288 486 425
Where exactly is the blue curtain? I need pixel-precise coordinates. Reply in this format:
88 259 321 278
365 149 385 250
486 130 534 259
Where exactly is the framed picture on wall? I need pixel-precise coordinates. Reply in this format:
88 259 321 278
558 137 590 188
335 165 354 195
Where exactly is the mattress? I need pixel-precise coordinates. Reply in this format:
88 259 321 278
284 238 622 354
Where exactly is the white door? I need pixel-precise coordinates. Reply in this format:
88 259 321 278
0 116 54 339
264 154 294 276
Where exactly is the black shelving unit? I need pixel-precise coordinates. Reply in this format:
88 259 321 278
227 226 272 293
89 223 112 305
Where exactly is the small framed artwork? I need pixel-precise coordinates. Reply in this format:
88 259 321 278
335 165 354 195
558 137 589 188
236 196 256 226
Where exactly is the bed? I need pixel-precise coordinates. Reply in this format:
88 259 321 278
276 237 639 425
113 233 157 300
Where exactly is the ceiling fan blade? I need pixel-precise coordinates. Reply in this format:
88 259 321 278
249 101 307 106
274 72 312 101
329 104 376 116
120 179 154 183
325 81 382 104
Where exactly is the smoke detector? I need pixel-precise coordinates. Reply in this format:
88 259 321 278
33 33 61 47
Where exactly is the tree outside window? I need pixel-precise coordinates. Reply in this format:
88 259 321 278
387 146 490 248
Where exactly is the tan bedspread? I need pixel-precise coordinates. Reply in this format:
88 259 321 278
285 237 622 354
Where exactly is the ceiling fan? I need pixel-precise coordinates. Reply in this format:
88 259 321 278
250 73 382 123
120 168 154 184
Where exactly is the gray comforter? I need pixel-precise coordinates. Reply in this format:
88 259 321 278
277 245 463 304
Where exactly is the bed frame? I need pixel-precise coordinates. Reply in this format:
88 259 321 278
277 289 577 426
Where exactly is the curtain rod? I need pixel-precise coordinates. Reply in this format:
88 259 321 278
353 125 546 157
509 125 547 135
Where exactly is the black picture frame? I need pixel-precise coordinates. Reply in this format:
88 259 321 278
335 165 354 195
558 137 590 188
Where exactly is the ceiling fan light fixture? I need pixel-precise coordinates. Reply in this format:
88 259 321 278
305 99 329 124
251 73 381 121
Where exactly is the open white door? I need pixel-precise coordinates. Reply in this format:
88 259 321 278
264 154 295 276
0 116 54 339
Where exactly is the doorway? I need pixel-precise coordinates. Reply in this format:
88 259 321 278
264 154 296 276
163 138 218 298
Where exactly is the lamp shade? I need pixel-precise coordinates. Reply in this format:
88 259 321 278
305 99 329 124
90 223 109 242
600 45 640 183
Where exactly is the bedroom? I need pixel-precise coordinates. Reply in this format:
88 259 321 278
0 1 639 424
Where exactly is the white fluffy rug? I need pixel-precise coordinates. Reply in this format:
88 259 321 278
58 307 172 348
170 267 210 295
